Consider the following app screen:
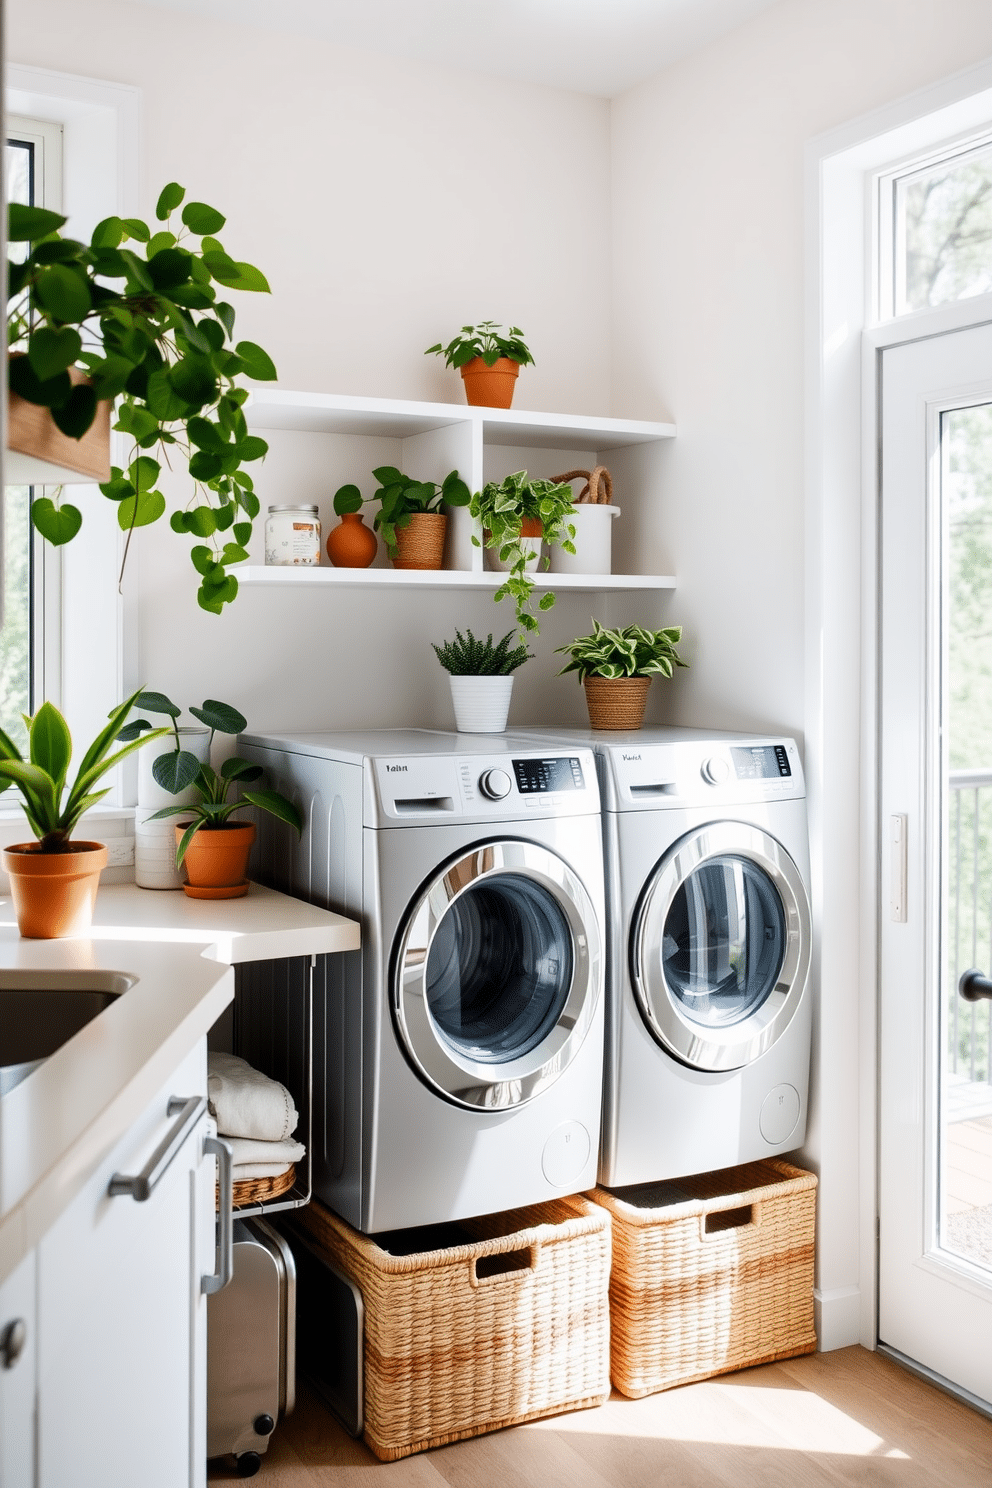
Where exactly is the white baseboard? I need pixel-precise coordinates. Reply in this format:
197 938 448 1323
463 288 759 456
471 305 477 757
814 1285 862 1350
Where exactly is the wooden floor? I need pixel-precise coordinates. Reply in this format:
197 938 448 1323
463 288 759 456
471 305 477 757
208 1346 992 1486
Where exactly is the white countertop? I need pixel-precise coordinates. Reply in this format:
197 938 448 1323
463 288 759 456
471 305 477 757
0 883 360 1283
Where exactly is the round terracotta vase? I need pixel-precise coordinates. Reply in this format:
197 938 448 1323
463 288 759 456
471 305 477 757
3 841 108 939
460 357 519 410
583 676 652 731
178 822 255 899
326 512 377 568
392 512 447 570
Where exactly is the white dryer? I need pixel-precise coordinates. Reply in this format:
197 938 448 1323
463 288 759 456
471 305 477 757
519 726 813 1187
239 729 605 1233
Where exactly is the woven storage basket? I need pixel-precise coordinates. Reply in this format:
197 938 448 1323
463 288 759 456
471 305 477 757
592 1159 816 1398
216 1162 296 1211
292 1195 612 1460
391 512 447 570
583 676 650 730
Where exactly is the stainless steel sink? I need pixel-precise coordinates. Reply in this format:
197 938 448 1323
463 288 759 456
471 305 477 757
0 970 135 1095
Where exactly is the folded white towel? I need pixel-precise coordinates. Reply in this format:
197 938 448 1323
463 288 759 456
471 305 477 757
233 1161 296 1180
226 1136 306 1168
208 1052 298 1141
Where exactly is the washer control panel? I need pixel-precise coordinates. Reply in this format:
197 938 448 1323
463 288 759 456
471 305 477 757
479 768 512 800
603 736 804 809
371 749 597 822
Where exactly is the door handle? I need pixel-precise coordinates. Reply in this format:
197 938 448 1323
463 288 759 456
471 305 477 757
959 968 992 1002
202 1134 234 1295
108 1095 206 1201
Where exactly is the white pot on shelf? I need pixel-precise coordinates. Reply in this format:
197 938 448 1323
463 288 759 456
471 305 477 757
484 535 543 574
448 676 515 733
549 504 620 576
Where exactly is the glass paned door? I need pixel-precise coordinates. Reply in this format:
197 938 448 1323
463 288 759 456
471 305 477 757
879 320 992 1404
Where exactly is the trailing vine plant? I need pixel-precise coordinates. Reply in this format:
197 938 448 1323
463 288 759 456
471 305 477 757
7 183 278 613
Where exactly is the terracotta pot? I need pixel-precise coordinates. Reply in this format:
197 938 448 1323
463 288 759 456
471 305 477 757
583 677 651 731
178 822 255 898
484 516 544 573
7 357 112 484
392 512 447 570
460 357 519 410
3 841 108 939
326 512 378 568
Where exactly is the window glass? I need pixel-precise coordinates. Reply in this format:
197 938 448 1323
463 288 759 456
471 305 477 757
895 141 992 314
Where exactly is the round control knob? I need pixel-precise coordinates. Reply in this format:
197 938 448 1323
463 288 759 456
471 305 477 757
479 768 512 800
701 756 730 785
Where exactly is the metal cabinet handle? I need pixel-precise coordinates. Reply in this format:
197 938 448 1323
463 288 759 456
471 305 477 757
959 968 992 1002
1 1317 27 1369
202 1134 233 1295
108 1095 206 1202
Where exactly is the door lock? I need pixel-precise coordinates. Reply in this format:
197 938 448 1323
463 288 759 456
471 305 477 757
959 968 992 1002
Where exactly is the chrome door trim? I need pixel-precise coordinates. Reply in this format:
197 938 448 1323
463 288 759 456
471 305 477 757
631 822 811 1072
393 839 601 1110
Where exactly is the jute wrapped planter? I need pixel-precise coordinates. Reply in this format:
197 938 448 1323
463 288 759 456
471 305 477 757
583 676 651 730
293 1195 611 1461
392 513 447 570
591 1159 817 1398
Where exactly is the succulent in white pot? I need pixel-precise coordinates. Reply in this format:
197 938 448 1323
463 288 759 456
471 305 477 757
432 628 532 734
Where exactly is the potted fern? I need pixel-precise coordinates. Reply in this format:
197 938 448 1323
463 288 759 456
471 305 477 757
432 629 531 733
470 471 577 635
556 621 688 730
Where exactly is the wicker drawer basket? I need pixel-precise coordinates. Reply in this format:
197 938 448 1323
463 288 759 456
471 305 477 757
592 1159 817 1398
293 1195 612 1460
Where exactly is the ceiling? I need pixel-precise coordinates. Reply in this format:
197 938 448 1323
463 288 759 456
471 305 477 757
126 0 783 98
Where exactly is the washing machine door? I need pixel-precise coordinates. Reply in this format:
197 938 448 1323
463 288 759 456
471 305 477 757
630 822 811 1073
393 840 602 1111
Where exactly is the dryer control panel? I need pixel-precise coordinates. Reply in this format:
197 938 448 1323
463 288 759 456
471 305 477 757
370 748 600 826
601 736 805 811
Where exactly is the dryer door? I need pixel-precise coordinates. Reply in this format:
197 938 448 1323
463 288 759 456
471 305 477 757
393 840 602 1110
631 822 811 1072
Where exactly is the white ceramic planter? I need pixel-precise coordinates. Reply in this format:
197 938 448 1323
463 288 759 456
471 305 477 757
485 535 543 573
549 504 620 576
449 675 515 733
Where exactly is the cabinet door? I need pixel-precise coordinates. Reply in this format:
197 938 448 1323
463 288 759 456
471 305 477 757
0 1249 36 1488
37 1040 213 1488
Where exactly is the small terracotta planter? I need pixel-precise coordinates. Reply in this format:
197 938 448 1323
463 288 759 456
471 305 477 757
484 515 544 573
460 357 519 410
392 513 447 570
3 841 108 939
178 822 255 899
7 358 112 484
583 677 651 731
326 512 378 568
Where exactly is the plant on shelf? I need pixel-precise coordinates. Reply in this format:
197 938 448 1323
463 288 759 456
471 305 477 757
556 620 688 731
425 322 534 409
119 691 249 793
0 689 171 937
325 482 378 568
470 470 577 635
432 628 532 734
7 183 278 615
370 465 470 570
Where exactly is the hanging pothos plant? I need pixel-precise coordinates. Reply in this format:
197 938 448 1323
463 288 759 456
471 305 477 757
7 182 278 613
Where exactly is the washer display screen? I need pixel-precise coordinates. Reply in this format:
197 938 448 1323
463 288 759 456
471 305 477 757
731 744 792 780
512 757 584 793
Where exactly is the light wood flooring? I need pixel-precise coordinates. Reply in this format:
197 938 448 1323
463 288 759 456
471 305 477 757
207 1346 992 1486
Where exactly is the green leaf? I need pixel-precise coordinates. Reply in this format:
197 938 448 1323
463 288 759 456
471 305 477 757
118 489 167 530
145 367 191 421
147 230 177 256
197 574 238 614
233 522 252 545
51 384 97 439
191 700 247 734
100 476 136 503
121 217 150 243
215 302 236 338
234 340 277 380
372 465 403 486
167 283 216 311
220 543 250 565
233 435 267 462
8 202 67 241
115 403 161 443
90 356 135 403
189 546 216 575
169 356 217 407
28 702 72 793
242 788 303 835
189 452 223 484
9 356 71 410
147 247 192 290
35 264 92 322
186 505 218 537
175 818 205 866
156 182 186 221
181 201 226 235
220 758 262 782
27 326 82 382
129 455 161 493
152 749 201 794
91 216 125 249
203 255 270 293
135 691 181 718
116 719 153 743
333 484 363 516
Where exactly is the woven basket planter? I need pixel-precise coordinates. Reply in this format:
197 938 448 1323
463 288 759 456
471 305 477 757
591 1159 817 1398
293 1195 612 1460
392 512 447 570
583 676 651 731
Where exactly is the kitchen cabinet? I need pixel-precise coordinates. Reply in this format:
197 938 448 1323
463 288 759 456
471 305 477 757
240 390 678 594
0 1250 36 1488
36 1039 216 1488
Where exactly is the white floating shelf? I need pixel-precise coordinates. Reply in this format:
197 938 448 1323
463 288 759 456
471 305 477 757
246 389 676 451
234 566 676 594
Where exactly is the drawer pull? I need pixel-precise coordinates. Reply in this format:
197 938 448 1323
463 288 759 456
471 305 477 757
108 1095 206 1202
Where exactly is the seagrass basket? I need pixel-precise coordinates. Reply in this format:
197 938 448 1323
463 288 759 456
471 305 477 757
216 1162 296 1211
391 512 447 570
583 676 650 730
293 1194 612 1460
592 1159 817 1397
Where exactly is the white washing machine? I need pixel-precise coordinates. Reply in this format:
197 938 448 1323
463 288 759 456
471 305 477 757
239 728 605 1233
518 726 813 1188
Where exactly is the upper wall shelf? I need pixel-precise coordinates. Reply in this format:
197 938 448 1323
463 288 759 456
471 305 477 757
246 389 676 451
234 566 676 593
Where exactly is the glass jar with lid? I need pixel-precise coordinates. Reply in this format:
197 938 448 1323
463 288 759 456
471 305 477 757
265 504 321 566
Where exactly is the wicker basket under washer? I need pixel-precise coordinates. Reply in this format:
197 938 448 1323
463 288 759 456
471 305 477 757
292 1194 612 1460
592 1159 817 1398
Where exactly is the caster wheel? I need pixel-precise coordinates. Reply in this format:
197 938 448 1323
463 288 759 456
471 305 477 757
235 1452 262 1477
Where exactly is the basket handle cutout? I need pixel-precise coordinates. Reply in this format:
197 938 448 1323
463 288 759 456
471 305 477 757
473 1244 536 1283
704 1204 754 1235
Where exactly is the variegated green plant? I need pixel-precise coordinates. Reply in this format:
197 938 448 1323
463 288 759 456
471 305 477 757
0 689 171 851
469 470 576 635
555 621 688 681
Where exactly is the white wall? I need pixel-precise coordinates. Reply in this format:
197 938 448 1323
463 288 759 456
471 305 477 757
610 0 992 1347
